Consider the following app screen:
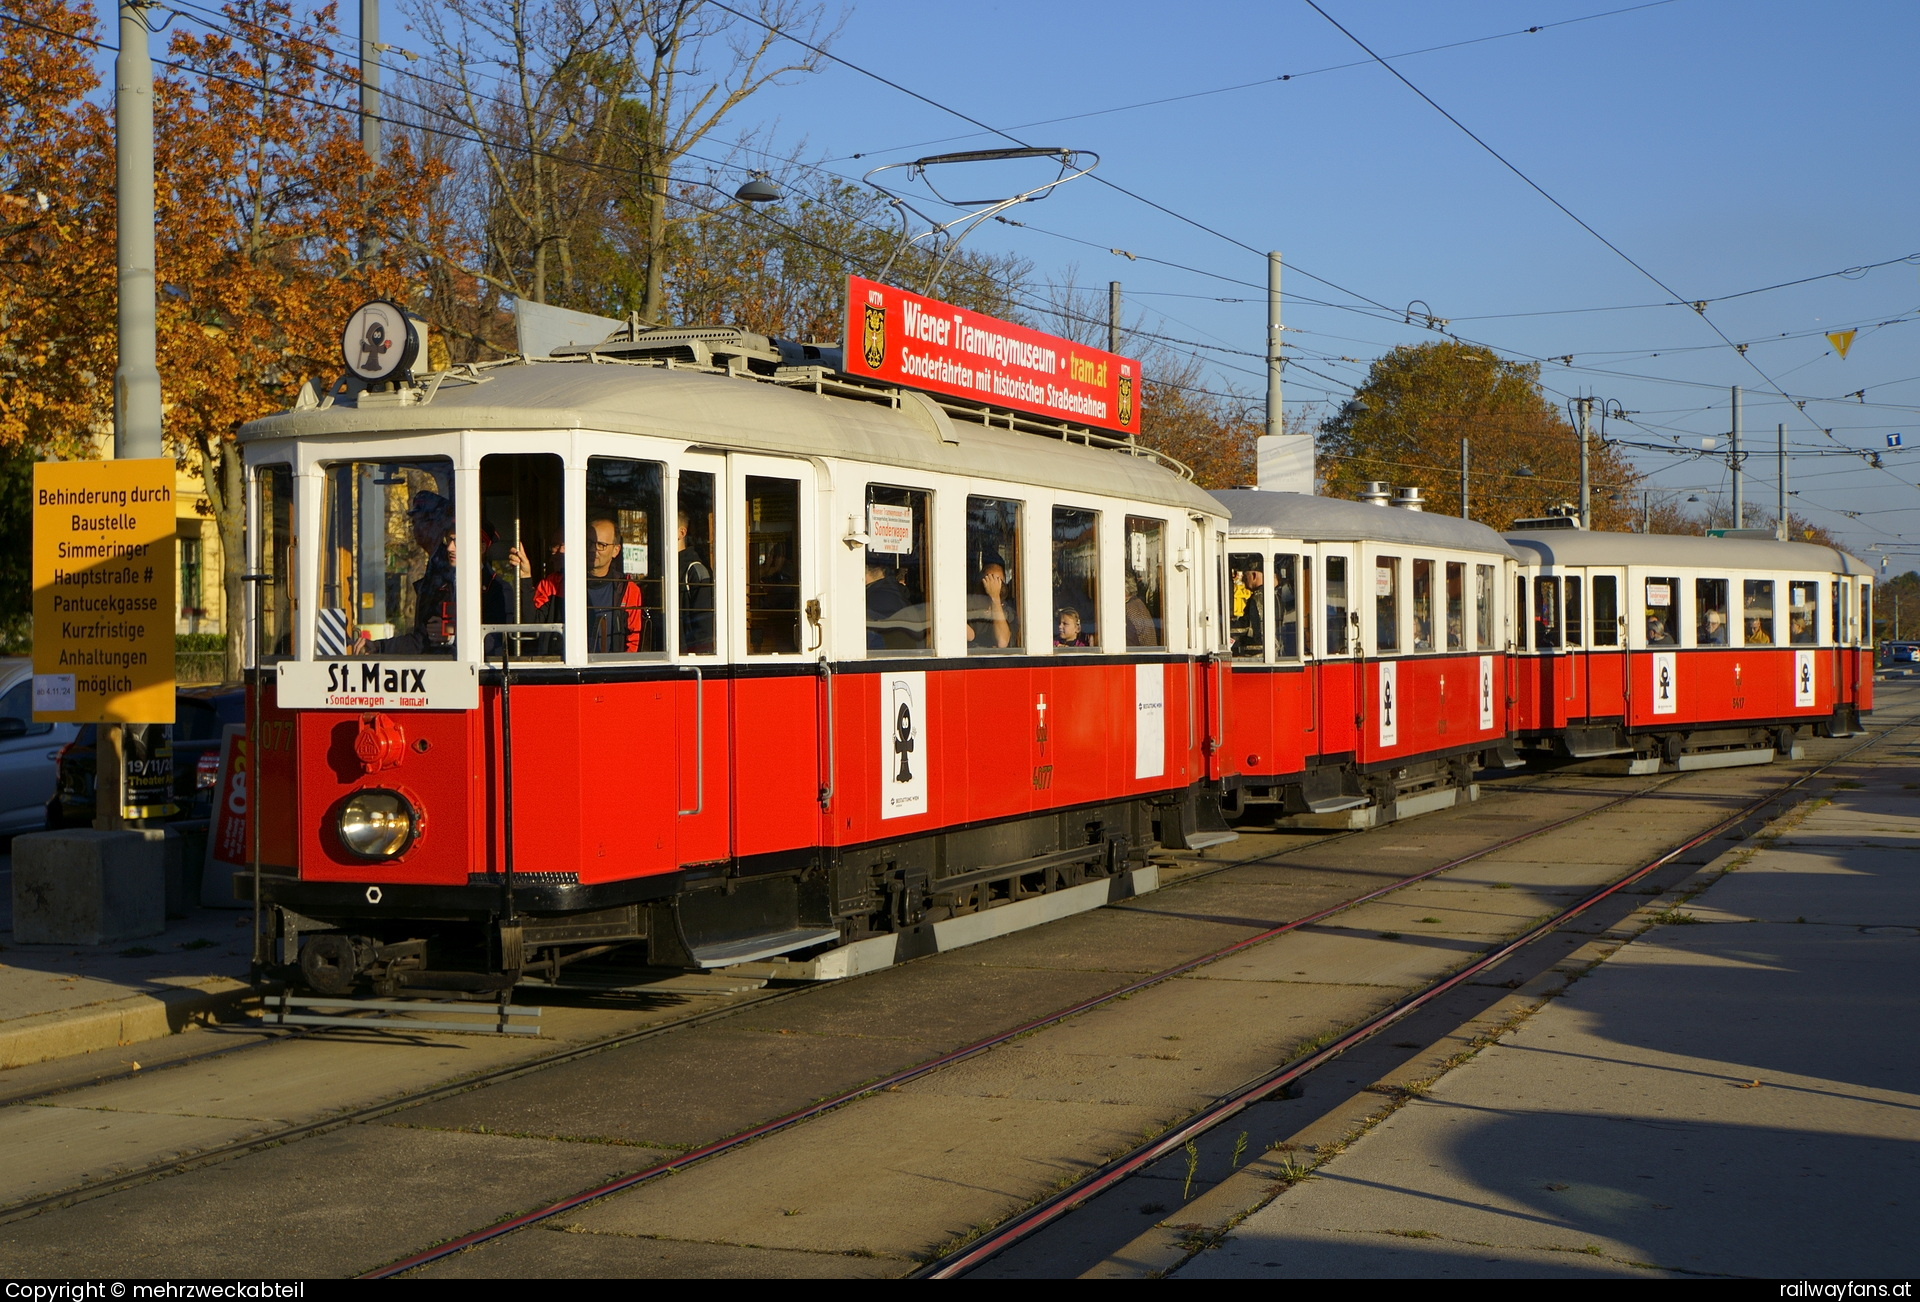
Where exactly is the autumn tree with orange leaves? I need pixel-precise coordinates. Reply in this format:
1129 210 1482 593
0 0 451 669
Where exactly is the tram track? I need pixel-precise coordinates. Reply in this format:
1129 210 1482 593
917 711 1920 1278
0 732 1883 1266
358 751 1839 1278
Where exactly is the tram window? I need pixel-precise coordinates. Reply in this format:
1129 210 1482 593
1742 579 1776 646
677 471 716 656
745 476 802 655
482 454 566 660
320 458 457 659
865 485 930 653
1475 564 1494 650
1411 559 1434 651
1861 584 1873 646
582 458 665 658
1374 557 1400 654
1832 581 1844 643
1444 562 1465 650
1324 556 1347 654
1534 577 1561 650
1229 553 1266 659
1125 517 1166 648
1515 575 1529 651
965 497 1022 653
255 464 293 660
1592 575 1620 647
1276 554 1300 659
1644 576 1678 646
1695 578 1731 646
1052 507 1099 650
1299 556 1313 657
1565 577 1583 647
1788 582 1817 645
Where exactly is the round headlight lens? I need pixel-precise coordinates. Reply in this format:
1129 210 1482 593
338 789 416 859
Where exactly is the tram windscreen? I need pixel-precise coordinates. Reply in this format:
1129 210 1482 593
255 464 293 659
966 497 1021 653
1229 553 1265 659
1052 507 1099 650
319 459 456 658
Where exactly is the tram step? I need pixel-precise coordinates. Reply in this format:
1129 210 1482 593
689 927 841 970
1675 747 1776 772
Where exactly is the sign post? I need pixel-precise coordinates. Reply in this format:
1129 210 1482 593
32 458 178 824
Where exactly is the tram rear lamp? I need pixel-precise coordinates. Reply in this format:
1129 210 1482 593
338 789 417 859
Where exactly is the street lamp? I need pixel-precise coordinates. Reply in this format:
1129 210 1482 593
733 177 782 204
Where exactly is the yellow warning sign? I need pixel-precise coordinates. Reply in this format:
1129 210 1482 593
1827 330 1857 360
32 459 177 723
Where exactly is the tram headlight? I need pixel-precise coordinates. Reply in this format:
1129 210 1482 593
337 789 417 859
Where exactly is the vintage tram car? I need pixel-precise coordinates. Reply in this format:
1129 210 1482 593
1213 487 1520 825
240 327 1236 996
1505 529 1875 770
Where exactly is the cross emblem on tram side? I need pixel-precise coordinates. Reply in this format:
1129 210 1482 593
1659 663 1672 700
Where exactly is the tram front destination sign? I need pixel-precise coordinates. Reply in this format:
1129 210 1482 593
31 458 177 724
843 274 1140 436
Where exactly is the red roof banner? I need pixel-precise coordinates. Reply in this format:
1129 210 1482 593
842 275 1140 435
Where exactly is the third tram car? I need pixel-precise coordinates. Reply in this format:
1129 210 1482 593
1505 529 1873 770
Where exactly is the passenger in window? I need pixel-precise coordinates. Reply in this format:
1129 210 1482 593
1232 566 1265 656
677 510 715 654
1746 618 1772 645
1646 613 1674 645
865 562 910 650
1056 607 1090 647
1701 607 1729 645
511 518 645 652
1124 574 1158 647
965 557 1017 649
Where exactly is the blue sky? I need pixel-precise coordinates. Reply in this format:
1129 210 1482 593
718 0 1919 559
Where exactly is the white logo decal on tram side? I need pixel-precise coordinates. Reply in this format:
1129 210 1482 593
1794 649 1817 708
1651 651 1678 716
1479 655 1495 732
880 670 927 820
1134 662 1165 780
1377 661 1398 749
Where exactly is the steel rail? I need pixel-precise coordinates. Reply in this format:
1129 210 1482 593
915 715 1915 1278
362 772 1693 1277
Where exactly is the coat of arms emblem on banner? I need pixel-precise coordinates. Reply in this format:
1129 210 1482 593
862 289 888 369
1117 367 1134 427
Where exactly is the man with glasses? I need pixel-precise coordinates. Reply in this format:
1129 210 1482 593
510 516 645 653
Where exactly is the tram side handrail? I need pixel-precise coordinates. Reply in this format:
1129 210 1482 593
678 664 704 817
817 657 835 810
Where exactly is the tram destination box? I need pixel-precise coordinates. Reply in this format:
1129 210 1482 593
277 659 479 711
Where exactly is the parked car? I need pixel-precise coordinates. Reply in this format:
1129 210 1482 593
1884 640 1920 666
0 658 83 836
46 685 246 828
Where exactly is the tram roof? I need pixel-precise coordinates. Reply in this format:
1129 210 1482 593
238 360 1223 517
1505 530 1872 576
1212 489 1520 557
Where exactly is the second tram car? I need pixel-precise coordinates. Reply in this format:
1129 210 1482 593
1213 488 1520 825
1505 529 1874 769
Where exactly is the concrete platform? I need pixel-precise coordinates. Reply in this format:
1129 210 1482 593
1178 727 1920 1279
0 848 255 1070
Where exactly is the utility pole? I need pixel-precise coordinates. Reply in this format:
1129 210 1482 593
1575 396 1592 528
1776 422 1787 542
1107 280 1121 356
1459 438 1469 519
1265 251 1282 439
1642 490 1652 534
359 0 381 263
105 0 164 831
1730 385 1744 529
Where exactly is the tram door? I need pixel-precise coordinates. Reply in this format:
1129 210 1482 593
725 456 822 862
673 453 729 866
1586 568 1629 721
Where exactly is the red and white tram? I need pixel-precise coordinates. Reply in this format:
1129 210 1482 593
241 323 1233 995
1213 488 1520 825
1505 529 1874 770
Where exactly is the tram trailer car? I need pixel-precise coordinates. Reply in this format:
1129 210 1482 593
1505 530 1874 771
238 329 1237 997
1212 488 1522 827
